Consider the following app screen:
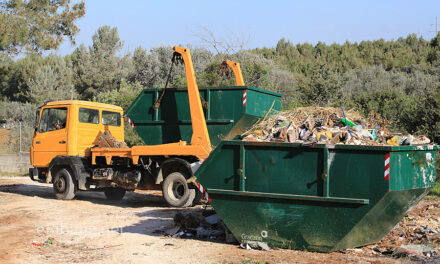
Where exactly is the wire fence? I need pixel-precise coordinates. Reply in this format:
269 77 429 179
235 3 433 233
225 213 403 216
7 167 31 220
0 121 33 173
1 121 34 154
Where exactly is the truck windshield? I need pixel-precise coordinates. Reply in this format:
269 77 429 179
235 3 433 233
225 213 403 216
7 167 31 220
39 107 67 132
102 111 121 126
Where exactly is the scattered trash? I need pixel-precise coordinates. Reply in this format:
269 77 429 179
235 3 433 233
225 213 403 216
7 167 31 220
241 107 432 146
240 241 271 251
387 136 399 146
45 237 54 245
368 201 440 261
164 226 180 236
205 214 220 225
31 237 54 246
372 246 393 255
173 212 207 229
157 210 236 244
153 226 166 234
391 246 420 258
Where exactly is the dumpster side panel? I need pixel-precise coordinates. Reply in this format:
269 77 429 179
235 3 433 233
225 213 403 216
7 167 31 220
244 146 322 196
334 188 429 250
204 89 243 145
245 89 282 117
197 142 373 251
209 196 363 251
125 87 282 146
329 151 389 202
207 89 243 121
126 90 156 123
390 150 436 190
134 126 162 145
196 142 437 251
195 144 240 190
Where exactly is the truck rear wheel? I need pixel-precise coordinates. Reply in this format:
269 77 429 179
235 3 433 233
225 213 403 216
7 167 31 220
53 168 76 200
192 187 203 206
162 172 191 207
104 187 126 200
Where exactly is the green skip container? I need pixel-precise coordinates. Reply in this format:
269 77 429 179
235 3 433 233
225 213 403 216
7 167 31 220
195 141 438 251
125 86 282 146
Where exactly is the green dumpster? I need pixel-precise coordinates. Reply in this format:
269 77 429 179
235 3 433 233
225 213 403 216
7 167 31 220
125 86 282 146
195 141 438 251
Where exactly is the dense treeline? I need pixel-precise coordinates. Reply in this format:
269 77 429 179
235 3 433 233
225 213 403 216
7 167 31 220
253 36 440 140
1 25 440 151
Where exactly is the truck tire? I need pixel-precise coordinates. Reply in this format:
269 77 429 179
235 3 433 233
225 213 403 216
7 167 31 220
192 187 203 206
162 172 190 207
53 168 76 200
183 189 196 207
104 187 126 200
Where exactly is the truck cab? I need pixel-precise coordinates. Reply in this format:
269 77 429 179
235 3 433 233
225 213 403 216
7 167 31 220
31 100 124 167
30 101 124 186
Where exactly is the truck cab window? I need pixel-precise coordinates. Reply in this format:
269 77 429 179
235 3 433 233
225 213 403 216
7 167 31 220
102 111 121 126
39 109 49 132
38 107 67 133
79 108 99 124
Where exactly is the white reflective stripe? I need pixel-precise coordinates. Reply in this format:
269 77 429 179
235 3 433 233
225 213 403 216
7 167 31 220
384 168 390 177
385 158 390 166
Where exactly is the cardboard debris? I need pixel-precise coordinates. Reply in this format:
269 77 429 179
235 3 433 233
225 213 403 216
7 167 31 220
97 130 128 148
241 107 432 146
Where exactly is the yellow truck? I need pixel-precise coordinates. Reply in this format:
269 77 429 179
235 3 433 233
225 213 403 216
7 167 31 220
29 46 244 207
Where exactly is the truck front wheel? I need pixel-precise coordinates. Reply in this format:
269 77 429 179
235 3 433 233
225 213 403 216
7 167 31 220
104 187 126 200
162 172 191 207
53 168 76 200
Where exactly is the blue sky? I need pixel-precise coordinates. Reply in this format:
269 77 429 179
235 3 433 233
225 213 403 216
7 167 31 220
56 0 440 55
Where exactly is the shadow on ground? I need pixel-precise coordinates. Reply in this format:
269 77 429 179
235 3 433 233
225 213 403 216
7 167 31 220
119 207 231 246
0 183 168 208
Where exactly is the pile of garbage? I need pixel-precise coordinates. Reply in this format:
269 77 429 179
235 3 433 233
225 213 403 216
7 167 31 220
379 202 440 247
153 209 236 243
241 107 431 146
96 130 128 148
367 201 440 261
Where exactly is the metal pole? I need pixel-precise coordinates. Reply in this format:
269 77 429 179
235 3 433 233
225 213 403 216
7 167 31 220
19 121 22 153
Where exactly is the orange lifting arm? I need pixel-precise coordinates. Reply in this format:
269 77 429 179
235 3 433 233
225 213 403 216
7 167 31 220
92 46 212 164
173 46 211 148
224 60 245 86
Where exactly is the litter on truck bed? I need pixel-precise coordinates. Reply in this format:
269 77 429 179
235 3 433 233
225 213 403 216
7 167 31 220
96 130 128 148
241 107 431 146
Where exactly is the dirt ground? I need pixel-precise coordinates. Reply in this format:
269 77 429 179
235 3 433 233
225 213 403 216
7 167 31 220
0 177 436 264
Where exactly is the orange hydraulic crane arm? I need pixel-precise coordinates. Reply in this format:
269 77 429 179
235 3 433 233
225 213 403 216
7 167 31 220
224 60 245 86
92 46 212 163
173 46 211 148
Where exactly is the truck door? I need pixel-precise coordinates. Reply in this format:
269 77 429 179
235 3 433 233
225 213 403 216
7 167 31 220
32 107 69 167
